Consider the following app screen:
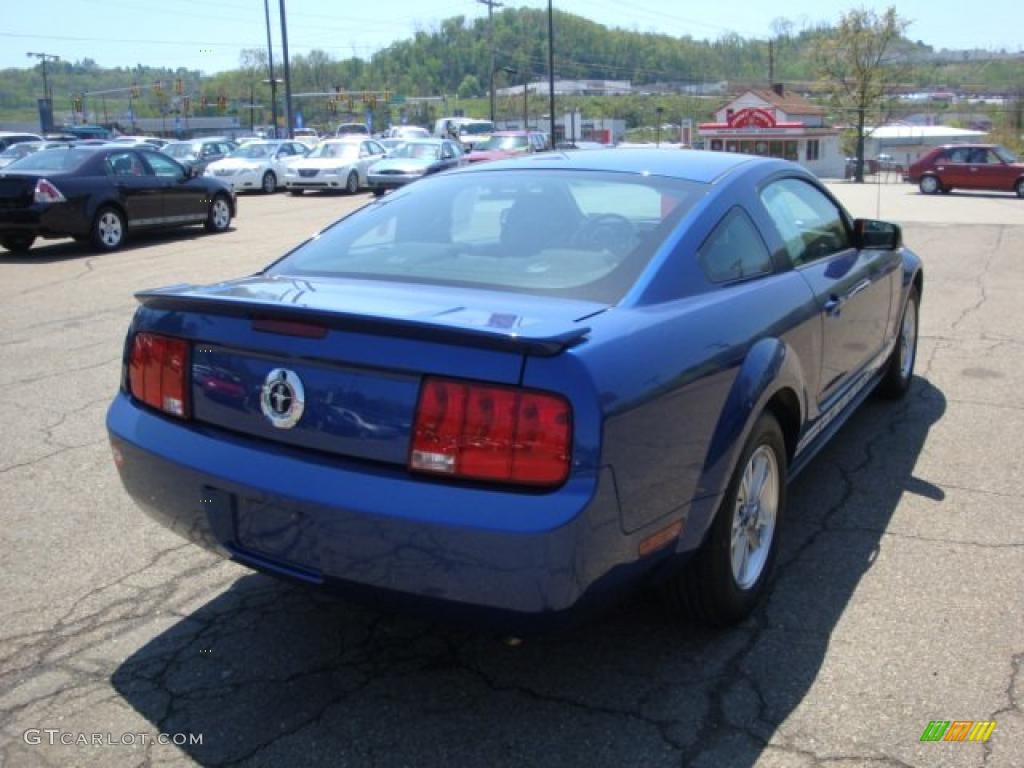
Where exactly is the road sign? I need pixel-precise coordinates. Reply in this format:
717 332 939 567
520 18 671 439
390 94 406 105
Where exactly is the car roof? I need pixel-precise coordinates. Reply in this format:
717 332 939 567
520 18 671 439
456 148 759 184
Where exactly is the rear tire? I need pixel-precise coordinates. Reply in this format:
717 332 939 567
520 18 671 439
663 412 787 626
261 171 277 194
878 286 920 399
345 171 359 194
204 194 231 233
91 207 126 251
1 234 35 253
919 175 941 195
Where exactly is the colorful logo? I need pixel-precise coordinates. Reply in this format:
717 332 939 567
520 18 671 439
920 721 996 742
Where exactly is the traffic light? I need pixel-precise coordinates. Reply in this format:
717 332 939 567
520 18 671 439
131 83 140 98
153 80 163 94
73 96 83 113
182 96 191 113
217 95 227 112
174 78 184 95
201 95 209 109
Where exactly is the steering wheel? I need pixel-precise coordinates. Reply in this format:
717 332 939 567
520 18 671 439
573 213 637 256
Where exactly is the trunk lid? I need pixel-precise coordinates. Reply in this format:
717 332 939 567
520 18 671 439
133 275 604 466
0 174 38 210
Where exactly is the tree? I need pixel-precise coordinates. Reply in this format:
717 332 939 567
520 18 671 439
457 74 482 99
812 7 908 182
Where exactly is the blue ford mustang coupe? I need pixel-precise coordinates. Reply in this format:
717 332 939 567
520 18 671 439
107 150 922 628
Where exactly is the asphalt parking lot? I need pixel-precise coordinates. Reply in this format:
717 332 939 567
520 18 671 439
1 182 1021 768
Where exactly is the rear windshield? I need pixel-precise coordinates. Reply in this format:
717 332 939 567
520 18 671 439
268 169 706 303
5 148 94 172
390 142 441 160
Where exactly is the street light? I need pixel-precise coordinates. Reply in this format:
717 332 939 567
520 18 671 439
655 106 664 147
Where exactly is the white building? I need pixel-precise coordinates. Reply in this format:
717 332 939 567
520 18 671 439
698 86 845 177
864 124 989 169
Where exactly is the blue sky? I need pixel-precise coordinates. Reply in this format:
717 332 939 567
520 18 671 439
4 0 1022 74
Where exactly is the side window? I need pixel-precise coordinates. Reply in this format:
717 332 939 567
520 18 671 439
276 143 293 156
441 143 454 160
107 152 149 177
948 147 970 163
760 178 851 267
369 141 385 155
291 143 307 155
699 207 773 283
142 152 184 179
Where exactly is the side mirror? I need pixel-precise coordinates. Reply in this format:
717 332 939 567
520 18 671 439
854 218 902 250
186 165 198 179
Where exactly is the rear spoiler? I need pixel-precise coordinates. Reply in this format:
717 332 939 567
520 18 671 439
134 286 590 357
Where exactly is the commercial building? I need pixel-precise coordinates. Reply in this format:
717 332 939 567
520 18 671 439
698 85 845 177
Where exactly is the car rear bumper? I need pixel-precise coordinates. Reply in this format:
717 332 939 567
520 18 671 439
106 393 670 627
0 202 90 238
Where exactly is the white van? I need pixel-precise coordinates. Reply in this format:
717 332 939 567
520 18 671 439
432 118 494 149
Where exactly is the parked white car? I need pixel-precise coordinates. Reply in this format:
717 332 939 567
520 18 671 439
292 128 320 148
203 140 309 194
283 137 387 195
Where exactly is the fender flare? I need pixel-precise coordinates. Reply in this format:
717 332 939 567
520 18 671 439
685 337 807 545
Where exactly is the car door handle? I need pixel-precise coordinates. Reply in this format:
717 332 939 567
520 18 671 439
845 278 871 300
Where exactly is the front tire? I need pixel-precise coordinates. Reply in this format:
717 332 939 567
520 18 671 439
345 171 359 194
663 412 787 626
91 207 126 251
1 234 36 253
919 175 941 195
878 286 920 399
204 194 232 233
261 171 277 194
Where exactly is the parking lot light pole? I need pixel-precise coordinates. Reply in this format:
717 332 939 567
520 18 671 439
263 0 279 136
547 0 556 142
278 0 294 139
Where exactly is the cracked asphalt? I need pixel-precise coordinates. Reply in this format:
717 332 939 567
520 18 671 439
1 182 1022 768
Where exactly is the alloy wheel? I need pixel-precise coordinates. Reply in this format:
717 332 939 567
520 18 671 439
730 444 779 590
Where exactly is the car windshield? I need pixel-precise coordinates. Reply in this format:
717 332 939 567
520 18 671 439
267 170 706 303
230 143 275 159
479 135 528 151
390 143 441 161
459 122 494 136
5 148 94 172
309 143 358 159
993 146 1018 163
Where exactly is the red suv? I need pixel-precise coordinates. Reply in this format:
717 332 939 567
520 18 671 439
906 144 1024 197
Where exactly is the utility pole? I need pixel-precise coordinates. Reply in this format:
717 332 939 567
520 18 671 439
547 0 556 142
768 40 774 84
279 0 294 139
477 0 503 124
263 0 279 136
27 52 60 133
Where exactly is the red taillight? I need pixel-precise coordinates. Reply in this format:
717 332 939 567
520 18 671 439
128 333 189 418
33 178 66 204
410 377 571 487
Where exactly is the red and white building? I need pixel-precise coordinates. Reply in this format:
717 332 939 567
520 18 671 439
698 86 845 177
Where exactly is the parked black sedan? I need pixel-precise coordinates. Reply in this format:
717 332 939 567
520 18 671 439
0 145 235 254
